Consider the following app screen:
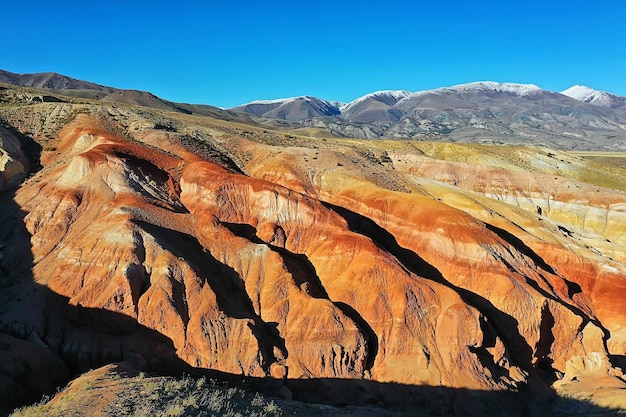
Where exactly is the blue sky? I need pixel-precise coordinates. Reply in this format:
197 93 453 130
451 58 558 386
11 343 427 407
3 1 626 108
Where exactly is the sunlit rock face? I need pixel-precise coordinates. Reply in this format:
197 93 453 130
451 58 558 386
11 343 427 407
1 104 626 411
243 145 624 382
0 127 30 190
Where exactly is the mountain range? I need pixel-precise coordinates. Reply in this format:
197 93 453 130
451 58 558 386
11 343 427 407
232 82 626 150
3 69 626 151
1 70 626 415
0 69 252 122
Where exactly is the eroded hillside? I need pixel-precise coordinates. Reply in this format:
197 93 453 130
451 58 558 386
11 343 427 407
1 87 626 415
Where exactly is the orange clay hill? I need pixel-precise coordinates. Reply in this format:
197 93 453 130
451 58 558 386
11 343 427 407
1 85 626 416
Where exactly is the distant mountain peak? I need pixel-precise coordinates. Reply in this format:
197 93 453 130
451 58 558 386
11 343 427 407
232 96 341 121
340 90 412 114
357 89 412 100
562 85 598 96
560 85 621 108
0 69 117 93
247 96 307 105
431 81 543 97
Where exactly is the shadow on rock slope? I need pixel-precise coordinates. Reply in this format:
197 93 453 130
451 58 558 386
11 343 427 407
0 119 623 417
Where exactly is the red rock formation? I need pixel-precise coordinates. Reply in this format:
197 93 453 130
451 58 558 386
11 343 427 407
241 144 626 384
1 111 626 412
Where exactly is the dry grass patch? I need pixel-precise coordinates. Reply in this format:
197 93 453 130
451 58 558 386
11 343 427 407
10 366 282 417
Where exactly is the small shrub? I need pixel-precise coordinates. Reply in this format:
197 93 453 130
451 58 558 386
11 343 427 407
251 392 265 407
181 392 199 409
195 376 206 390
164 403 186 417
226 387 238 399
204 389 225 412
264 400 282 416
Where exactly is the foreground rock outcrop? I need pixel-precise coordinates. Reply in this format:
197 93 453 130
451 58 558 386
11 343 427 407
1 92 626 415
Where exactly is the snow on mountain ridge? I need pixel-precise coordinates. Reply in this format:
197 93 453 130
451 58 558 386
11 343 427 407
453 81 542 95
329 100 347 109
392 82 544 108
340 90 412 112
561 85 614 107
404 81 542 100
358 89 412 101
242 95 344 109
236 82 626 115
238 83 546 110
247 96 308 105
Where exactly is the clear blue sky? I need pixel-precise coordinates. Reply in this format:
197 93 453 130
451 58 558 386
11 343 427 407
3 0 626 108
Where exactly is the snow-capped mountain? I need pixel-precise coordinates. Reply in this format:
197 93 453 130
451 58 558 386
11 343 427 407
341 90 412 110
6 68 624 150
231 81 626 150
339 90 411 123
231 96 341 121
561 85 626 110
233 82 549 121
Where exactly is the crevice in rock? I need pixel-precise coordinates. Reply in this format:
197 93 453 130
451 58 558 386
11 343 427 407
322 201 535 373
129 228 149 317
113 151 187 213
2 125 43 177
333 301 379 372
533 302 557 383
484 223 610 349
484 223 556 275
222 221 378 373
485 223 587 302
222 222 329 299
133 220 287 373
563 279 582 298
